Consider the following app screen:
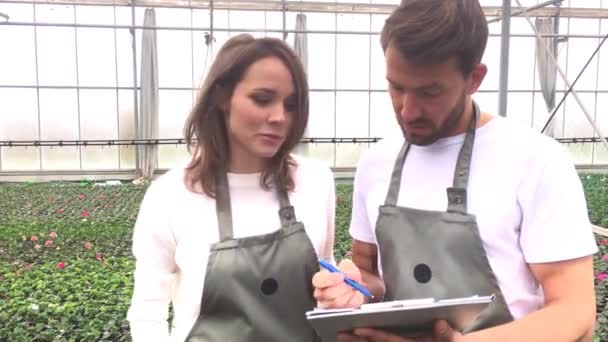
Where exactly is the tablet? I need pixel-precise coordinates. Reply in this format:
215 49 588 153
306 295 494 342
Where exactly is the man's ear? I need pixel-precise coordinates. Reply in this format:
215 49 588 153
467 63 487 95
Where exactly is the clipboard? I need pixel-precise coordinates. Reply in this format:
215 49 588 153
306 294 495 342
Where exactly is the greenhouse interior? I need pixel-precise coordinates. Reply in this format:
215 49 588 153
2 0 608 340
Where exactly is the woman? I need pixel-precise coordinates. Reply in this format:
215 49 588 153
127 34 336 342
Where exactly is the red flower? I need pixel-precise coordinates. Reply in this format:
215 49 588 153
78 194 86 200
48 197 53 203
96 254 103 261
57 262 65 269
97 194 105 199
81 211 90 218
84 241 93 250
601 239 608 246
44 240 53 246
57 208 64 215
49 231 57 239
30 235 38 242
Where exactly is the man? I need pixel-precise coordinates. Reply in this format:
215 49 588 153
312 0 598 341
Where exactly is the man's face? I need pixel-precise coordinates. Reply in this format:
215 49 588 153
385 45 485 146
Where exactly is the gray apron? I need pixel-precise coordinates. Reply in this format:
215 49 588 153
375 102 514 334
185 172 321 342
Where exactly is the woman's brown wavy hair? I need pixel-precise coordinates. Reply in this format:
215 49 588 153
183 34 309 198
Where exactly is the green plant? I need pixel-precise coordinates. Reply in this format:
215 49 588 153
1 175 608 340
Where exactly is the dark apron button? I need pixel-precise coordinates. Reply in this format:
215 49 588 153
261 278 279 295
413 264 432 284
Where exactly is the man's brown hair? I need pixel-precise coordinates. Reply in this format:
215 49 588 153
380 0 489 75
183 34 309 198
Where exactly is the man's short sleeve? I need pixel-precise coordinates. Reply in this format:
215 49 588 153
518 143 598 263
349 153 377 244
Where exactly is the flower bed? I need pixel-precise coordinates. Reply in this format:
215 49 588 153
1 176 607 340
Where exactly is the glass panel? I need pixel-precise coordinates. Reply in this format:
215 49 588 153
158 90 193 139
75 5 114 25
301 12 335 31
508 38 536 91
35 4 74 24
593 94 608 163
307 34 336 90
0 88 39 140
77 28 117 87
569 18 601 35
155 8 191 28
565 38 601 91
479 37 500 91
563 93 597 138
307 91 335 138
371 14 388 33
229 10 265 30
307 143 335 167
335 143 368 168
192 9 210 29
0 87 39 171
118 89 136 169
337 13 370 33
532 92 555 133
158 145 190 169
369 92 402 140
370 35 387 90
0 26 36 86
555 38 570 91
335 91 369 138
506 92 533 127
265 11 283 30
116 29 135 87
1 3 34 22
39 89 80 170
1 146 40 171
79 90 118 140
598 19 607 90
36 27 77 86
158 30 193 88
192 31 212 90
472 92 498 117
336 35 370 90
565 143 593 165
213 9 229 29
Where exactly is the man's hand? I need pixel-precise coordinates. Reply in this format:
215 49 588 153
312 259 366 309
336 320 466 342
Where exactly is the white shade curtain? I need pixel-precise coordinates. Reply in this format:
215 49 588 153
535 17 558 137
137 8 159 179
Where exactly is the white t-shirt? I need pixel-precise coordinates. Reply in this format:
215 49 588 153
127 155 336 342
349 115 598 319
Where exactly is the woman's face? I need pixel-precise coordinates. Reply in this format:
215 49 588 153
226 56 297 172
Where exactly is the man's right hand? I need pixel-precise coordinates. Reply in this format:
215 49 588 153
312 259 367 309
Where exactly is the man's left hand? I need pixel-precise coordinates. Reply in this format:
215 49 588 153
350 320 467 342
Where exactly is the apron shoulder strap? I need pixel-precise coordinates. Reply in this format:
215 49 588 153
447 101 480 214
384 141 411 206
215 171 234 241
277 186 297 226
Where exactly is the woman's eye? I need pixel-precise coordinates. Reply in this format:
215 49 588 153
251 95 273 105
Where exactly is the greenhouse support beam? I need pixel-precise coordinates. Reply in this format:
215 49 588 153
497 0 511 117
2 21 607 39
487 0 563 24
1 0 607 18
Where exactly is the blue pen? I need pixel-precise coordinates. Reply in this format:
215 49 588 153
319 260 374 299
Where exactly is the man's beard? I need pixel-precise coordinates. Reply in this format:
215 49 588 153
399 94 467 146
